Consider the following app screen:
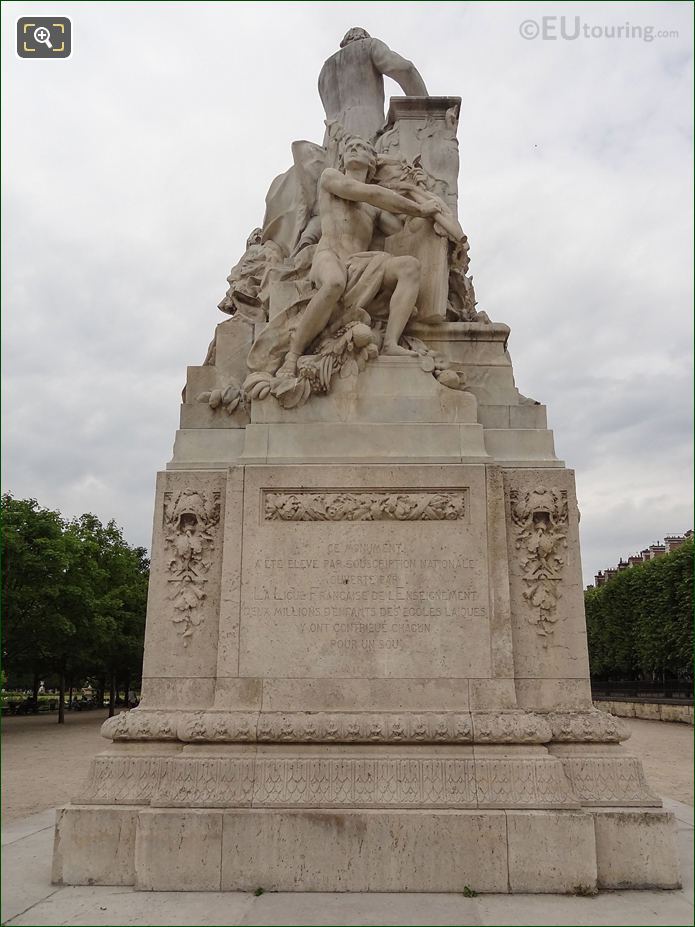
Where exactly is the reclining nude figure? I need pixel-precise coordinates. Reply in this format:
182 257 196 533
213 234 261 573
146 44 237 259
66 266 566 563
276 134 443 379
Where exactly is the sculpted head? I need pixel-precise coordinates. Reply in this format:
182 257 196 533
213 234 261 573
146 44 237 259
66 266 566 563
340 27 370 47
246 227 263 249
340 134 377 181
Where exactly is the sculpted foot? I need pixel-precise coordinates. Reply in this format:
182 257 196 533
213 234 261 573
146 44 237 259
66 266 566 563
381 342 417 357
276 352 300 379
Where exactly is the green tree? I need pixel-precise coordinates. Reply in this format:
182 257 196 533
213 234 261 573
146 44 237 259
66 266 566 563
67 514 149 716
2 494 149 721
1 495 70 702
586 540 693 682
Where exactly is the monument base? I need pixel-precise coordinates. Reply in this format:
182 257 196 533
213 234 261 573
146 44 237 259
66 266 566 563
51 365 682 893
53 803 680 893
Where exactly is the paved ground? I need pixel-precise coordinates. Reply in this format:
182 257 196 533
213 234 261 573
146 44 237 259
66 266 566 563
2 712 693 925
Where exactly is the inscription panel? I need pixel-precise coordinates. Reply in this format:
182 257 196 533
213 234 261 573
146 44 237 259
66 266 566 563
239 466 491 679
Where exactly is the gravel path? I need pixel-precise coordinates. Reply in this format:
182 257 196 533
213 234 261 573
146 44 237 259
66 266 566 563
2 711 692 820
2 710 117 820
621 716 693 805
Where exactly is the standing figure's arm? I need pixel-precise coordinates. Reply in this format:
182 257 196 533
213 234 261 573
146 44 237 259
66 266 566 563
369 39 428 97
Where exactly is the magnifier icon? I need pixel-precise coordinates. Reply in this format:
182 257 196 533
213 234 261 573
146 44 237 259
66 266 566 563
33 26 53 49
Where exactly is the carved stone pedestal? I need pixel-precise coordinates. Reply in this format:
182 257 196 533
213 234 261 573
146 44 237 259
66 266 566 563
52 449 680 891
53 747 678 891
60 804 663 893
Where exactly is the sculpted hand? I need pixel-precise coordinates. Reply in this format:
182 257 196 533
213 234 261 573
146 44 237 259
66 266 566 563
417 200 442 219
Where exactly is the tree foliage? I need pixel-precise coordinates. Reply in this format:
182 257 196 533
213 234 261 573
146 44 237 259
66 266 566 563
1 494 149 707
585 540 693 680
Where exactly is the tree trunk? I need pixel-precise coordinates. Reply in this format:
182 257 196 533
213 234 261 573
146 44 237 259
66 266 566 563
32 671 40 703
108 671 116 718
58 671 65 724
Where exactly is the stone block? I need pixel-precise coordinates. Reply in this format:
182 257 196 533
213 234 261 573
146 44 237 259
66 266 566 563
250 357 478 425
134 809 223 891
168 429 245 469
261 677 471 712
477 405 511 428
139 677 216 710
464 368 523 406
211 316 255 382
213 677 263 710
506 810 597 893
52 806 137 886
593 809 681 889
237 465 492 682
593 698 636 718
484 429 559 463
179 402 249 429
221 809 508 892
634 702 662 721
657 703 685 722
516 678 593 712
241 422 489 464
469 679 516 710
509 404 548 429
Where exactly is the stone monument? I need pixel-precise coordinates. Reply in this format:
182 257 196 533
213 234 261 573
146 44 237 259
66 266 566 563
53 30 680 893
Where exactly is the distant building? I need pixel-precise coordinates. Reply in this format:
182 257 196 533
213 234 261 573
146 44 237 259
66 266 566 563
589 531 693 589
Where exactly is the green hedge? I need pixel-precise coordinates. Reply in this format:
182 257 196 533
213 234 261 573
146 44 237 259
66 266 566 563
585 539 693 680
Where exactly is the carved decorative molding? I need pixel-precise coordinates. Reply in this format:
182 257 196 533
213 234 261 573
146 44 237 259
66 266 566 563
247 711 475 744
252 756 481 807
472 711 551 744
102 710 179 742
154 756 255 807
509 487 569 638
264 490 467 522
559 755 659 806
162 489 221 645
83 755 163 804
102 709 575 746
81 754 577 809
545 710 629 743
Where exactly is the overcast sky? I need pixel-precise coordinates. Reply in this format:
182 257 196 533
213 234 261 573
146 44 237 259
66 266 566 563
2 1 693 584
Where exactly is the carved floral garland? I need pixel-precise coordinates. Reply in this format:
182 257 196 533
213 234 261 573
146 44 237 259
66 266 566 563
163 489 221 645
509 487 569 639
264 490 466 522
